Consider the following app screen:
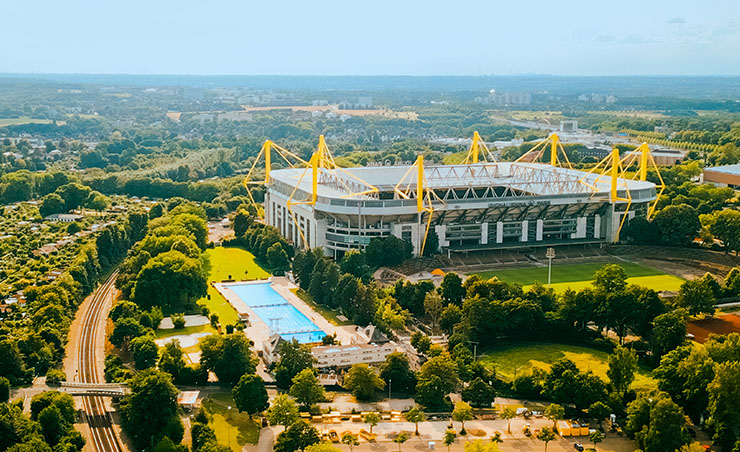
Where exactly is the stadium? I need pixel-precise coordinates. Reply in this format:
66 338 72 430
246 134 664 258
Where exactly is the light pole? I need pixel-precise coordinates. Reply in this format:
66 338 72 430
546 247 556 287
388 379 392 400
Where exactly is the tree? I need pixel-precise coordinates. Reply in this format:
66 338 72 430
652 309 688 357
440 304 462 334
537 427 556 452
653 204 700 246
85 191 110 212
340 250 370 279
411 332 432 355
38 405 66 446
404 407 425 435
341 433 359 452
590 430 603 450
344 364 385 401
274 421 320 452
707 361 740 452
232 374 269 418
365 236 412 268
441 273 466 306
462 378 496 408
267 394 300 427
199 333 256 385
267 243 290 273
109 317 146 349
608 346 639 397
0 377 9 402
191 422 217 452
274 339 316 389
133 250 207 309
393 432 409 452
501 407 516 434
588 401 611 423
677 278 716 316
424 291 444 332
290 369 325 408
120 369 181 451
415 353 459 410
626 393 689 452
452 401 473 434
363 412 381 434
158 340 187 382
55 183 91 210
594 264 627 294
233 210 252 237
379 352 416 395
130 335 158 370
444 430 457 452
544 404 565 429
39 193 66 217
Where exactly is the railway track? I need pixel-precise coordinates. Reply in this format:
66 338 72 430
75 273 124 452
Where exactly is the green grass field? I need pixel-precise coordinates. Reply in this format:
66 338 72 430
155 246 270 339
479 342 657 391
0 117 53 127
474 261 684 292
201 392 261 450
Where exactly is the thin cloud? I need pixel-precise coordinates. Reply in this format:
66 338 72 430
594 33 616 42
668 17 687 24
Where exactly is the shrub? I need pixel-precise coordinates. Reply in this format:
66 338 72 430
45 369 66 386
171 313 186 329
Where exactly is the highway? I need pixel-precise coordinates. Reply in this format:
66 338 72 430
75 273 125 452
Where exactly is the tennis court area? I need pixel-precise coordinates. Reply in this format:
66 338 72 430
229 282 326 343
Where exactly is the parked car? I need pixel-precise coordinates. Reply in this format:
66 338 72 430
574 443 584 451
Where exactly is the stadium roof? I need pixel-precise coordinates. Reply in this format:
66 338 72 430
269 162 656 200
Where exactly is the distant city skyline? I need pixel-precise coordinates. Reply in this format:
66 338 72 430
1 0 739 76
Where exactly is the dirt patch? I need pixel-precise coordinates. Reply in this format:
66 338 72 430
688 313 740 343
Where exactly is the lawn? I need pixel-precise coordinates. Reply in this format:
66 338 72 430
199 246 270 325
201 392 261 450
479 342 657 391
473 261 684 292
292 289 352 326
155 247 270 339
0 117 53 127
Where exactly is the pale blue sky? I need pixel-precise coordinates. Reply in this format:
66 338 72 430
1 0 738 75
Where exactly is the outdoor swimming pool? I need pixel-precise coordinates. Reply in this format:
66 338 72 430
229 282 326 343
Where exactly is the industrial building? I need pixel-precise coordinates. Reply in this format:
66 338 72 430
246 134 663 258
703 164 740 188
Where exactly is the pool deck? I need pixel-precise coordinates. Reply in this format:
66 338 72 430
214 277 354 352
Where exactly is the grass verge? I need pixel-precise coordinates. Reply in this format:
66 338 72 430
292 289 352 326
201 392 261 450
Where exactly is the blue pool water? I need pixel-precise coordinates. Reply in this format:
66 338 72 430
229 283 326 343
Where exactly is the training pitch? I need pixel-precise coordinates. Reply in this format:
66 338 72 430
473 261 684 292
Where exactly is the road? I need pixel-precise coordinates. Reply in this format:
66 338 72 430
74 273 125 452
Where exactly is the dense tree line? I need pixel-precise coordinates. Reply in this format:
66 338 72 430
0 391 86 452
292 247 409 331
653 333 740 452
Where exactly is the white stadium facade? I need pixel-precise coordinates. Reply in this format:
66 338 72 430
252 135 662 258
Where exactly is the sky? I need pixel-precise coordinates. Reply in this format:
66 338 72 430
1 0 739 76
